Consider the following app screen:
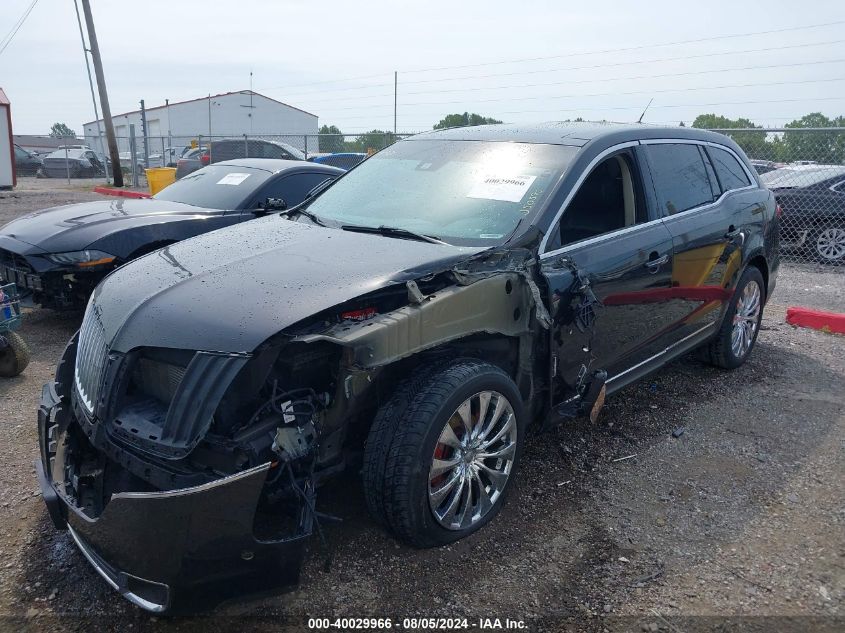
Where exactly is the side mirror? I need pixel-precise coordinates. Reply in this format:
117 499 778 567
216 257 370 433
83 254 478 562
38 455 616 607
262 197 287 211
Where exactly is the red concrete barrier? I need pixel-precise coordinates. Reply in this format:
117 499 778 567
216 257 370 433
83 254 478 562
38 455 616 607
93 186 150 199
786 307 845 335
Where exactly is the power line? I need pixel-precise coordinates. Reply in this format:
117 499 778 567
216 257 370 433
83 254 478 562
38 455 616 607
399 19 845 74
319 76 845 113
0 0 39 57
258 19 845 95
325 96 845 121
294 57 845 105
279 37 845 98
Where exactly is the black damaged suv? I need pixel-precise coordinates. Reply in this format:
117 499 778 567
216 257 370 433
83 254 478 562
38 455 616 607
36 123 778 612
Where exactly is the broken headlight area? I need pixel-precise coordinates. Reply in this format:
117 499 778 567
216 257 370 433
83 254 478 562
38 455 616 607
36 336 338 612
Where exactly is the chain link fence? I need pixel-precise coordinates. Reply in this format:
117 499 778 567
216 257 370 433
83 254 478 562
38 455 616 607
704 127 845 267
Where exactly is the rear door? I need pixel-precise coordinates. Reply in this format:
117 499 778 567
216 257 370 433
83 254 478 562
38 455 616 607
641 141 746 342
541 144 679 401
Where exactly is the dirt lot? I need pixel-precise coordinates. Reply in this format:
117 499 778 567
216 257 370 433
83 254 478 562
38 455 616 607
0 183 842 632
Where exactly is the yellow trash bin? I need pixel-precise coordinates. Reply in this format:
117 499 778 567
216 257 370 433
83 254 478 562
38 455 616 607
145 167 177 195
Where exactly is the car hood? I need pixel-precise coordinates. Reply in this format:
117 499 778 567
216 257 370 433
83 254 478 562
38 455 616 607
0 199 220 254
93 216 484 353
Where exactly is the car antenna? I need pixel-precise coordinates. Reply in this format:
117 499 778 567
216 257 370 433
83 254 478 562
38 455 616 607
637 98 654 124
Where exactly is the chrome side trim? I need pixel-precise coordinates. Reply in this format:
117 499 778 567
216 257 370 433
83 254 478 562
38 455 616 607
112 461 271 500
540 216 666 260
607 322 716 385
538 141 639 255
67 523 169 613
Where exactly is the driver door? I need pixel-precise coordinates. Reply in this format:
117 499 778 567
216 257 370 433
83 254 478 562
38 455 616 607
540 146 679 402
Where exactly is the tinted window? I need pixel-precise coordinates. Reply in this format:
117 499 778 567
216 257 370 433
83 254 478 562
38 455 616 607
646 143 715 215
708 146 751 192
153 165 273 209
549 153 647 250
760 166 845 189
255 173 335 208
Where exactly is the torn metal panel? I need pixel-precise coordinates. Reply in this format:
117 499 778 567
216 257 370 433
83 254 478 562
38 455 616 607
298 273 532 368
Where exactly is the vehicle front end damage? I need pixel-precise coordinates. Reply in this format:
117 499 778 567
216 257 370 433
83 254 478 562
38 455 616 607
35 245 548 613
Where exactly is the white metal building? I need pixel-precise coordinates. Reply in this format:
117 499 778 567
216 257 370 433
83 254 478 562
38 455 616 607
82 90 318 154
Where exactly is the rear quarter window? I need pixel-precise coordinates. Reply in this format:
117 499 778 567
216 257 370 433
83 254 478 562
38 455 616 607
645 143 715 215
707 145 752 192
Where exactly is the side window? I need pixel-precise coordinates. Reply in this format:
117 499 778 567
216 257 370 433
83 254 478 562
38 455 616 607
549 152 647 250
645 143 715 215
256 173 335 207
260 143 291 159
14 147 27 159
706 145 752 192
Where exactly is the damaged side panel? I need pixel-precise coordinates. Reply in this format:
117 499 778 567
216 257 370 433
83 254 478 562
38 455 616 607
297 272 534 369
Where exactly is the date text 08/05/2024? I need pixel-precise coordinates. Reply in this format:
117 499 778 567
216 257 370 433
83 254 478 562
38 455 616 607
307 617 527 630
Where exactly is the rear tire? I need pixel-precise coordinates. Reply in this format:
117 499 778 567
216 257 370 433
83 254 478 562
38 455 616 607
0 331 31 378
698 266 765 370
811 225 845 264
363 359 525 547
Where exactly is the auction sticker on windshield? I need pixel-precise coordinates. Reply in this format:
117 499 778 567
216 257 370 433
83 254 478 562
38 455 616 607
216 173 251 186
467 174 536 202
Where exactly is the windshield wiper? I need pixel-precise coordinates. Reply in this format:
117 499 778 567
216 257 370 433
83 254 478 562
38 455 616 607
340 224 446 244
279 205 326 226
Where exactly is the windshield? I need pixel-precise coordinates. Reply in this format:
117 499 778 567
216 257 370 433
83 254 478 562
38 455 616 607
305 139 577 246
153 165 273 209
761 166 845 188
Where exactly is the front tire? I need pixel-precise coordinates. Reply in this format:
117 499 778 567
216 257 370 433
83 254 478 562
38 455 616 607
699 266 765 369
0 331 31 377
363 359 525 547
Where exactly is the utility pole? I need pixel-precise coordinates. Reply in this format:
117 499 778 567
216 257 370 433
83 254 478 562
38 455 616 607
80 0 122 186
393 71 397 136
140 99 149 168
72 0 109 183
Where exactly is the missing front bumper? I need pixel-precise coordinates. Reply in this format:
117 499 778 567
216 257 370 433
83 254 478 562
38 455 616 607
36 380 313 613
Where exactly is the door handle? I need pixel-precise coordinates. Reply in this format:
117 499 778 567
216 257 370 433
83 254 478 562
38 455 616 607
644 253 669 273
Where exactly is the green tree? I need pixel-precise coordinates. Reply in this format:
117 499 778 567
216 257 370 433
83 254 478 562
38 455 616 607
782 112 845 164
345 130 396 153
432 112 503 130
318 124 345 153
49 122 77 138
691 113 772 160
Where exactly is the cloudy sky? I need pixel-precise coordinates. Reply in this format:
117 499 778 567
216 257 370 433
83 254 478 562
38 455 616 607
2 0 844 135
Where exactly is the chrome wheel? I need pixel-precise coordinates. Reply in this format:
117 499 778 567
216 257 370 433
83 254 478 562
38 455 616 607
428 391 517 531
815 227 845 262
731 280 761 359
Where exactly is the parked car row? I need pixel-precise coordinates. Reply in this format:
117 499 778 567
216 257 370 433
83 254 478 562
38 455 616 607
175 138 306 178
0 159 341 309
9 123 781 613
761 164 845 263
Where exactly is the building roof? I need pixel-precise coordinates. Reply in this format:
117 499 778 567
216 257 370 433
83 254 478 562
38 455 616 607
13 135 80 150
413 121 731 148
0 88 9 106
83 90 316 126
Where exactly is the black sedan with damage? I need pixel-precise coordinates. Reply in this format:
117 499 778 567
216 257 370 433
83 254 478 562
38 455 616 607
36 123 778 612
0 159 341 310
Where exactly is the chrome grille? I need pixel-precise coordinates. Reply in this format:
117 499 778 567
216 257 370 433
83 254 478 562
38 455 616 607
74 303 109 413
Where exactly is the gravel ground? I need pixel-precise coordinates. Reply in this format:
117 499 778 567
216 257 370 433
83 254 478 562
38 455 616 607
0 184 842 632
